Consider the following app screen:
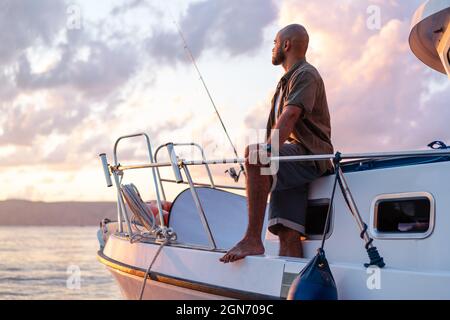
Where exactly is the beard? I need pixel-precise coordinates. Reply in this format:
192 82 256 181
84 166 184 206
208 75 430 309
272 46 285 66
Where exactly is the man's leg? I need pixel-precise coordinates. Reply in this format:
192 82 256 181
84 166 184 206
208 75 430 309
278 226 303 258
220 146 271 263
266 143 322 259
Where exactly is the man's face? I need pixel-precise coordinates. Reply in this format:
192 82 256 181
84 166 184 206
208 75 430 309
272 33 285 66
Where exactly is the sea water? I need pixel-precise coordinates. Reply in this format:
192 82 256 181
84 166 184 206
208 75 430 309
0 226 122 300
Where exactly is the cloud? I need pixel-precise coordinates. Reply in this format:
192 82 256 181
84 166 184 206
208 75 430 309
0 0 142 149
0 0 69 114
146 0 278 64
0 92 91 146
0 71 18 102
110 0 153 16
0 0 67 65
15 35 139 98
73 112 195 163
244 93 274 131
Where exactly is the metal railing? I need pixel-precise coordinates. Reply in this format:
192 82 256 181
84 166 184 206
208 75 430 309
100 133 450 256
109 149 450 172
101 133 166 237
154 142 217 200
154 142 218 249
100 134 225 250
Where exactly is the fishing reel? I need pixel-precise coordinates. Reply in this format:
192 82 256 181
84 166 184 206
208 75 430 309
225 164 245 183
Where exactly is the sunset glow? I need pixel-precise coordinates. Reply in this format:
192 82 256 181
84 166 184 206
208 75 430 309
0 0 449 202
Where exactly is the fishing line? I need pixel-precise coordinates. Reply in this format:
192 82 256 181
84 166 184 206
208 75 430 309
162 3 246 180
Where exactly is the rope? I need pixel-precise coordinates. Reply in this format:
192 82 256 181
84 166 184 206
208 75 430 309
365 247 385 268
332 152 385 268
119 183 178 299
360 223 373 250
320 165 339 251
319 153 342 250
428 140 449 150
138 239 168 300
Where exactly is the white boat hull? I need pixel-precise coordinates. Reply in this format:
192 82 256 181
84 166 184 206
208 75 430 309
99 235 450 300
99 159 450 300
106 266 228 300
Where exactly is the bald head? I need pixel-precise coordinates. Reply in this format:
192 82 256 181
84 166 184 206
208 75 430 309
279 24 309 55
272 24 309 67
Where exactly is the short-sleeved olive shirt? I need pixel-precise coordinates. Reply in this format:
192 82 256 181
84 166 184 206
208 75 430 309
266 58 334 174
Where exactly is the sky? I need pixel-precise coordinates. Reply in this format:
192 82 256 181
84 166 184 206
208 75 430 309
0 0 449 202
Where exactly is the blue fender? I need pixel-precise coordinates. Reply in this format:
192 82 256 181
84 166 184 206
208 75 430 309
287 249 338 300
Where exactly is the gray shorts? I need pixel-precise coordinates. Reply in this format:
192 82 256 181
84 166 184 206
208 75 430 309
268 143 322 236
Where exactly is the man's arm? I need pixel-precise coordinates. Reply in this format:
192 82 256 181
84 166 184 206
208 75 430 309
267 105 303 147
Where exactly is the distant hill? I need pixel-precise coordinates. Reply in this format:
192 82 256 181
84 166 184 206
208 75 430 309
0 200 117 226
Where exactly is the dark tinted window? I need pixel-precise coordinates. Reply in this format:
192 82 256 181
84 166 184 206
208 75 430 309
376 197 430 233
305 200 331 235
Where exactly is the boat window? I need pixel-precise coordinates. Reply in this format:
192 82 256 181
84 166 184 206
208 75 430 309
305 199 333 240
371 192 435 239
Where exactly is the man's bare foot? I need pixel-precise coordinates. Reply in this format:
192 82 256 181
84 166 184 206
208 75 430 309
220 238 265 263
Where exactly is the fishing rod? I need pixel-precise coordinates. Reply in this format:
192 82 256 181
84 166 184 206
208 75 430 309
168 11 246 182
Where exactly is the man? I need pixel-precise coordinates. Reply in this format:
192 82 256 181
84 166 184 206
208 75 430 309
220 24 333 263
